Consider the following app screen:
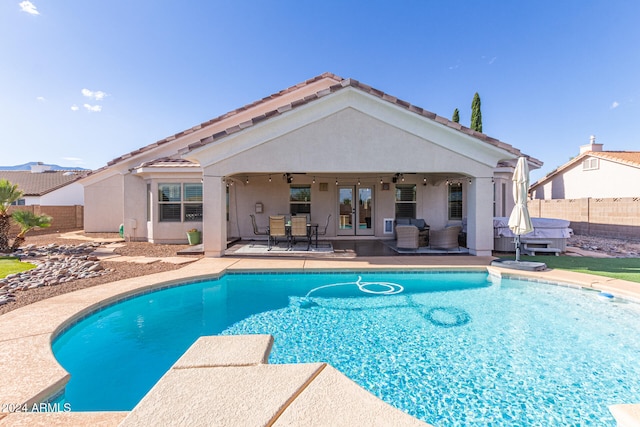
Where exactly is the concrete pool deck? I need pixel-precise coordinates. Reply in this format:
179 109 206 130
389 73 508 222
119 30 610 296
0 255 639 426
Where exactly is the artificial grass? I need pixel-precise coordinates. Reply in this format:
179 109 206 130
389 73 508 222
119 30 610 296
0 257 36 278
500 255 640 283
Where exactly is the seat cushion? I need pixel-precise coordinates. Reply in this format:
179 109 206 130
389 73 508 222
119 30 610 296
411 218 428 230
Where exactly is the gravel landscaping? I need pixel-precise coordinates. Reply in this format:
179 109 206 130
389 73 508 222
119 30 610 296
0 232 202 315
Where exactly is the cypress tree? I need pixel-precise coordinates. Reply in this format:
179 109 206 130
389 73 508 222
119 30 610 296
452 108 460 123
471 92 482 132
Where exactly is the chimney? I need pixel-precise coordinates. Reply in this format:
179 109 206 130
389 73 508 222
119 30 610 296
30 162 53 173
579 135 603 154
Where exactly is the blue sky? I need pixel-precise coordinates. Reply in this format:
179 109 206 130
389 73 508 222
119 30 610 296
2 1 639 182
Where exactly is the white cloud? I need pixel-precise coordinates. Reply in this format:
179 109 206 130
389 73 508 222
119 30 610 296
36 96 45 102
81 88 108 101
70 104 79 111
19 1 39 15
83 104 102 112
610 101 620 109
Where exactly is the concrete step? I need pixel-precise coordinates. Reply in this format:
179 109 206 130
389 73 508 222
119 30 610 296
523 247 562 256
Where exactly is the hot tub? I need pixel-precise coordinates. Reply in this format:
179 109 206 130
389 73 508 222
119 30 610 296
493 217 573 252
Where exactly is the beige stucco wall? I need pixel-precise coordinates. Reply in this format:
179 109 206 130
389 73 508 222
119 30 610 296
532 157 640 199
84 173 124 232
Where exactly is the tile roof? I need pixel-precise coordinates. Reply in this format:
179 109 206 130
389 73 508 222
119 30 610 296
136 157 200 169
96 72 541 172
0 170 88 196
530 150 640 188
591 151 640 167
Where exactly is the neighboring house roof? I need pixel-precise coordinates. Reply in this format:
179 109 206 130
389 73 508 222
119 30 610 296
89 72 542 175
0 170 88 196
530 150 640 189
590 151 640 167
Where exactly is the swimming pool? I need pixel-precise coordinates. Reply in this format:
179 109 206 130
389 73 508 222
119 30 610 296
52 271 640 426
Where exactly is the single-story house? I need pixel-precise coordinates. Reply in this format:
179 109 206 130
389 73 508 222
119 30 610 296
81 73 542 257
0 163 87 206
530 136 640 199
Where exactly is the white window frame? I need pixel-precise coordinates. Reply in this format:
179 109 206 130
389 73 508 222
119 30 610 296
583 157 599 171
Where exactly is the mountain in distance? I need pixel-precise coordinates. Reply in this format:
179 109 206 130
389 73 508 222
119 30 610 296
0 162 89 171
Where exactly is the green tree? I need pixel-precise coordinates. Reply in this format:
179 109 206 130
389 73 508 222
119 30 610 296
0 179 23 253
10 210 52 251
471 92 482 132
452 108 460 123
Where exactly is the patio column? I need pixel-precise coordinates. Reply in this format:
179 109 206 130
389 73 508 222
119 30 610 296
466 176 493 256
202 174 227 257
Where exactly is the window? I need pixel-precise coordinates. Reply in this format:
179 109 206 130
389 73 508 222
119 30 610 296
146 184 151 221
395 184 416 218
183 183 203 221
448 183 463 220
10 199 25 206
583 157 599 171
158 183 202 222
492 181 496 217
290 185 311 215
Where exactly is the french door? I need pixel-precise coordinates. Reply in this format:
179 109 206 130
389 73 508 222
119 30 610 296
337 186 374 236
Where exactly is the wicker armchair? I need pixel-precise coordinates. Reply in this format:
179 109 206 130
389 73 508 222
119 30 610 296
429 225 462 250
395 225 419 250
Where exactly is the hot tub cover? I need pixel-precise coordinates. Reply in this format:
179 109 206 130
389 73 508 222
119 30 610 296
493 217 573 239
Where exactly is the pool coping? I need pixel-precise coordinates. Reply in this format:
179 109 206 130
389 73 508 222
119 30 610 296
0 255 638 426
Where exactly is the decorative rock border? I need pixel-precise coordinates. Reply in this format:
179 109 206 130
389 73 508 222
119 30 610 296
0 243 112 306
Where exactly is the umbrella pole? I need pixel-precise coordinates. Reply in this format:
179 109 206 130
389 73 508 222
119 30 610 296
515 235 521 262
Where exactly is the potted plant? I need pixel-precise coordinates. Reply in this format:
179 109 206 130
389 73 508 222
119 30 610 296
186 228 201 245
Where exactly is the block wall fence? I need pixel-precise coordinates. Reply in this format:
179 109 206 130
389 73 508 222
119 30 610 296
7 205 84 236
528 197 640 240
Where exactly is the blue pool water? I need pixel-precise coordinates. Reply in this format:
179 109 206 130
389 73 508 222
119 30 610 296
52 271 640 426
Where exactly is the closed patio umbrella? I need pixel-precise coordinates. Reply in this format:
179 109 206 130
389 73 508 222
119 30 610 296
508 157 534 262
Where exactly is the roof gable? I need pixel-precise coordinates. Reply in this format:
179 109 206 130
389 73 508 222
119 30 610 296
184 77 540 167
90 72 541 176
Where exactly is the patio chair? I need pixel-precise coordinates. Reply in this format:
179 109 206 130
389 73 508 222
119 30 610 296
315 214 331 237
290 216 310 250
250 214 269 236
395 225 419 250
429 225 462 251
268 216 288 250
